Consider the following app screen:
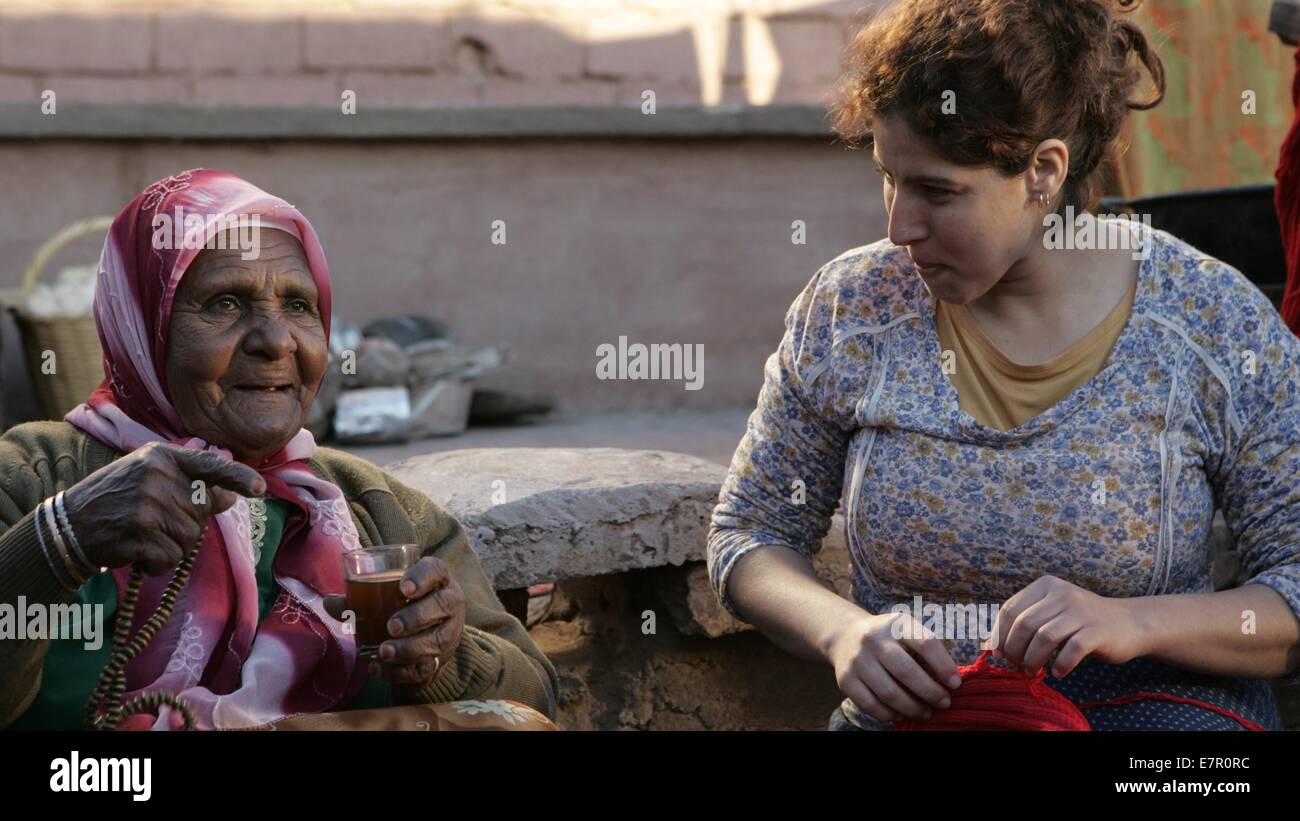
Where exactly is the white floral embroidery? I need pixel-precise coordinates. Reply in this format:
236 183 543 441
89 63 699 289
106 358 133 400
271 594 311 626
163 611 204 687
231 497 254 564
140 171 194 211
307 497 361 552
247 496 267 565
450 699 547 725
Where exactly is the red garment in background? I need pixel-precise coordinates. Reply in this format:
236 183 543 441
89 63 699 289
1278 49 1300 335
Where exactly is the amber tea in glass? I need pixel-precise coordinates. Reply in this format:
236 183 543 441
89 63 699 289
341 544 422 653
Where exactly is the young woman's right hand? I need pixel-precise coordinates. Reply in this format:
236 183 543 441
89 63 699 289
62 442 266 576
825 611 964 723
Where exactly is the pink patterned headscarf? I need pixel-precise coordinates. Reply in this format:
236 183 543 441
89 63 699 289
65 169 368 730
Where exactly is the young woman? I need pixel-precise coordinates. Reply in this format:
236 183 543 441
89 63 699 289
709 0 1300 730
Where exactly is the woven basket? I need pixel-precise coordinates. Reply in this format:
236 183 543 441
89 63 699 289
13 216 114 420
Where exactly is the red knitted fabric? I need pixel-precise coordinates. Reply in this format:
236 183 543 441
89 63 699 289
892 649 1090 731
890 649 1266 731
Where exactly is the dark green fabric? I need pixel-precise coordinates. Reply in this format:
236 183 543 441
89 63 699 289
6 573 117 731
255 497 289 622
343 671 394 709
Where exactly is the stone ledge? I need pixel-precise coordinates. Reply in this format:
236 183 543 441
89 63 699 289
0 103 833 140
386 446 728 590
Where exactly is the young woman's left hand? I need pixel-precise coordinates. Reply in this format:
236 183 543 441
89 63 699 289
985 574 1148 678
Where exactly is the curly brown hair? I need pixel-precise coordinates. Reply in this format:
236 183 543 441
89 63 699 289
829 0 1166 214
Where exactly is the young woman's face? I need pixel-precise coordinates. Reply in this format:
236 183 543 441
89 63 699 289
871 113 1045 305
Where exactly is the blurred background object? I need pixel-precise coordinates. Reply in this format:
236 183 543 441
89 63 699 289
331 314 510 443
1 216 112 422
1100 184 1287 306
1272 0 1300 47
1116 0 1295 198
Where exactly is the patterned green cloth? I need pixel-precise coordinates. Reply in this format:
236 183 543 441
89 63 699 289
1118 0 1295 197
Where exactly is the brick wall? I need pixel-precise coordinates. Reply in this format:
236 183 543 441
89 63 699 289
0 0 882 108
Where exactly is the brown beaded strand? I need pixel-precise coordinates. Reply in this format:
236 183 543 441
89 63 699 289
83 524 206 731
83 572 143 727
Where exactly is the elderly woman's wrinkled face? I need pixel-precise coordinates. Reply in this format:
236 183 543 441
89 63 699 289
165 228 328 462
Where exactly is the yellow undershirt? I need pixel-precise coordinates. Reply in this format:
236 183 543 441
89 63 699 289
935 277 1138 431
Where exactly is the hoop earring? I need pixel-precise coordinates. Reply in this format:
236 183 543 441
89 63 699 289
1039 192 1050 208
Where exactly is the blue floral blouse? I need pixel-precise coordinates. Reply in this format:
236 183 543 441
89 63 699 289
707 222 1300 711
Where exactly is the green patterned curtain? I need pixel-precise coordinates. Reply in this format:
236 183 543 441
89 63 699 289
1115 0 1296 197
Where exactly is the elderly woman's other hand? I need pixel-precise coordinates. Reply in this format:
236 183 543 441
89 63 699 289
325 555 467 686
64 441 267 575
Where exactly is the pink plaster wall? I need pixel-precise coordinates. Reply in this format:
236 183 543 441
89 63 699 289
0 139 890 411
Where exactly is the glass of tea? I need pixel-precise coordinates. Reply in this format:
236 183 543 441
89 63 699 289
340 544 423 657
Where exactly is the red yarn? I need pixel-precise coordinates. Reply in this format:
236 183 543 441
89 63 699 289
1073 692 1267 732
892 649 1090 731
890 650 1265 731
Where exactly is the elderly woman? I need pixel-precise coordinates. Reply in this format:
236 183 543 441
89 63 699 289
0 169 557 730
709 0 1300 731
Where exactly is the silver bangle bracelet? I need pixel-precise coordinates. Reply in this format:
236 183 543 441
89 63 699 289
54 490 99 577
35 499 80 592
42 498 86 586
